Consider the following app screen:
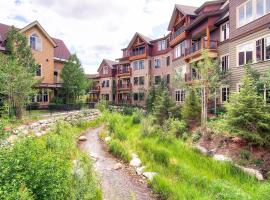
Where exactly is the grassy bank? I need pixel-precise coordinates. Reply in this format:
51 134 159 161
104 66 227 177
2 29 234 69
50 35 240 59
103 111 270 200
0 118 102 200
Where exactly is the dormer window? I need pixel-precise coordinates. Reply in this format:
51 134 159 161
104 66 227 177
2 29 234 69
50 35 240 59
30 33 41 51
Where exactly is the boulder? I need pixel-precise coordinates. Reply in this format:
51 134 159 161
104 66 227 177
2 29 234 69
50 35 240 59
136 166 147 175
105 136 111 142
213 154 232 162
113 163 122 170
131 153 138 159
130 157 142 167
143 172 157 181
237 165 264 181
195 145 208 155
78 136 87 141
7 135 18 144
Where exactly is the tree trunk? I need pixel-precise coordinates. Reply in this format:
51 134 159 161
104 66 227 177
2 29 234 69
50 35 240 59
15 103 23 119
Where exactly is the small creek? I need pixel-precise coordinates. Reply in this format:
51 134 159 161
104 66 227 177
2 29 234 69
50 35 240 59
78 127 156 200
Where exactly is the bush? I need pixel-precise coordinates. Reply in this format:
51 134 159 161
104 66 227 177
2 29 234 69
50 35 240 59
141 116 158 137
0 122 101 200
96 99 108 112
108 139 130 162
121 106 135 115
132 110 144 124
192 129 202 143
162 118 187 138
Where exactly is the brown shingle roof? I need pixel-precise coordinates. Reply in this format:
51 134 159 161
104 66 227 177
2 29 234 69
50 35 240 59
175 5 197 16
53 38 70 60
0 22 70 59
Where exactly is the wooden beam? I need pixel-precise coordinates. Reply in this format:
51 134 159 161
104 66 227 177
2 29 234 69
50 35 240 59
206 26 210 48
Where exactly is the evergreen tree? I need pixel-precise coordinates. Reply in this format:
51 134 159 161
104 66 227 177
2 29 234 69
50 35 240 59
0 54 36 119
61 54 88 103
181 89 201 123
6 26 37 74
225 65 270 145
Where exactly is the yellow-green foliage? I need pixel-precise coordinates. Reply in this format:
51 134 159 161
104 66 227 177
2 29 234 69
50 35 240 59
104 112 270 200
0 120 102 200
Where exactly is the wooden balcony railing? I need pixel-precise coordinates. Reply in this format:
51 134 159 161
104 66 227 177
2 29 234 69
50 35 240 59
117 68 132 76
172 26 185 40
185 39 218 57
117 83 132 90
90 86 100 92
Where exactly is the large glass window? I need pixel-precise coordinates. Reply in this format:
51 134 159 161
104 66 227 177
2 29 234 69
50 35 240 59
256 39 264 62
174 41 185 58
30 33 41 51
256 0 264 17
154 59 161 68
237 43 253 66
246 0 253 21
220 22 229 42
154 76 161 85
138 60 144 69
238 4 245 27
175 89 185 102
221 86 230 103
139 76 144 85
158 40 166 51
266 36 270 60
133 77 139 85
221 55 229 72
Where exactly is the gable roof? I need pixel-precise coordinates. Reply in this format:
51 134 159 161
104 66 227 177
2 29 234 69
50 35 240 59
127 32 153 49
53 38 70 60
0 21 70 59
97 59 118 72
194 0 226 14
168 4 197 31
20 20 57 47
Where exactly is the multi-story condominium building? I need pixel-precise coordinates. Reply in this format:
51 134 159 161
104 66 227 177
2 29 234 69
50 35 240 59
0 21 70 107
88 0 270 107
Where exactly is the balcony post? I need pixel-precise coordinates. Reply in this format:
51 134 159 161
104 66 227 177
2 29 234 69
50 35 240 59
206 26 210 48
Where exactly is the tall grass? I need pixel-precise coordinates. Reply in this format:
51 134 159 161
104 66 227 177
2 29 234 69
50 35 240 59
105 112 270 200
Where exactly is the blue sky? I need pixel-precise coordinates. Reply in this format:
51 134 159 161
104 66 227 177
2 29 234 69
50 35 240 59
1 0 206 74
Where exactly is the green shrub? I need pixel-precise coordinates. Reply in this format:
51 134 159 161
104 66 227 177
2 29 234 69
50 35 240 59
141 116 157 137
96 99 108 112
152 148 170 166
0 122 101 200
108 139 130 162
132 110 143 124
192 130 202 143
121 106 134 115
114 128 127 141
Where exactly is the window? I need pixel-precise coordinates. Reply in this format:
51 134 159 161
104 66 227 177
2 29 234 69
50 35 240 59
256 0 264 17
237 0 270 27
220 22 229 42
103 66 109 75
175 89 185 102
221 86 230 103
106 80 110 87
237 43 253 66
139 93 145 101
133 93 139 101
29 33 41 51
54 71 58 82
133 61 138 70
139 76 144 85
154 76 161 85
166 74 170 84
43 90 48 102
158 40 166 51
174 41 185 58
154 59 161 68
37 91 43 102
134 60 144 70
36 65 41 76
220 55 229 72
266 36 270 60
133 77 139 85
102 94 109 101
166 56 170 66
256 38 264 62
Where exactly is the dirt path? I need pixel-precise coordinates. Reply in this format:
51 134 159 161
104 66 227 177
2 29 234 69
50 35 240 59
78 127 156 200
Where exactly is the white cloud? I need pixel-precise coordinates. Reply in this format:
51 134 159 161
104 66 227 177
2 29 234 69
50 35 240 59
0 0 205 74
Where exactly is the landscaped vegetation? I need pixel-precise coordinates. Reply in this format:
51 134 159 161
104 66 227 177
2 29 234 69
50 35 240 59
0 119 102 200
101 110 270 200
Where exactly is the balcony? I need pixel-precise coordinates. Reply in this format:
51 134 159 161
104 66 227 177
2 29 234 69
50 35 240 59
184 73 201 83
184 39 218 62
169 26 187 47
118 68 132 77
129 48 147 61
117 83 132 91
90 86 100 93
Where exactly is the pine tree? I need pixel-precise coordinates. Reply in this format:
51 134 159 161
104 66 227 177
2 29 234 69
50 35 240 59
181 89 201 123
225 65 270 145
61 54 88 103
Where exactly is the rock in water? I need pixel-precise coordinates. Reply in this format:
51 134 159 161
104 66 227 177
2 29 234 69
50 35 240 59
113 163 122 170
130 157 142 167
143 172 157 181
78 136 87 141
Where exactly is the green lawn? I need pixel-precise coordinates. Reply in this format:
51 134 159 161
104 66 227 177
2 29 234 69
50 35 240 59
104 112 270 200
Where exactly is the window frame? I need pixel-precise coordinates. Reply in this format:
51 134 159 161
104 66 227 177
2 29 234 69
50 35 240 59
220 86 230 103
220 21 230 42
29 33 42 51
175 89 185 103
36 64 42 76
220 54 229 72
